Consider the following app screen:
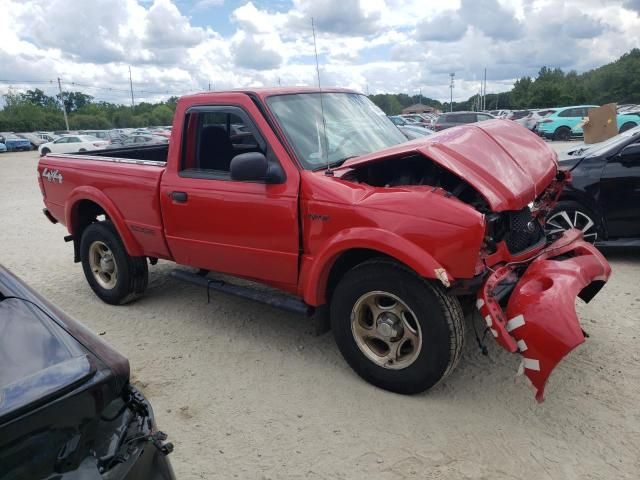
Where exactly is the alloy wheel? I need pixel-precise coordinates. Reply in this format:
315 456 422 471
546 209 598 242
350 291 422 370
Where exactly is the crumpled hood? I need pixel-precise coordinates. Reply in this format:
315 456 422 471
340 120 558 212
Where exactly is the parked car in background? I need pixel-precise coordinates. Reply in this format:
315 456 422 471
105 134 169 149
80 129 127 144
39 135 109 156
433 111 496 131
0 264 174 479
489 110 511 118
400 113 435 125
15 132 47 149
1 136 32 151
547 125 640 245
389 115 417 126
537 105 640 140
0 142 6 153
398 125 434 140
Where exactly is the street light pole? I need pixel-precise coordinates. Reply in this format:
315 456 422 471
449 73 455 112
57 77 69 131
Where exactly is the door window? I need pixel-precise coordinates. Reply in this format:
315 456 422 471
180 107 264 178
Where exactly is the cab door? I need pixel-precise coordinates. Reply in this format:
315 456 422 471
600 143 640 238
160 96 301 288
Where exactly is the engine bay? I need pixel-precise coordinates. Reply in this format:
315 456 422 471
342 155 491 212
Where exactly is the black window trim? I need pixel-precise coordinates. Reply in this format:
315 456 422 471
179 104 272 182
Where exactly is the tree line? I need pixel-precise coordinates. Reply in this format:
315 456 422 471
2 48 639 131
369 48 640 114
0 89 178 131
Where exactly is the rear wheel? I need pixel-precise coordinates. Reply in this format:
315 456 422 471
553 126 571 141
620 122 636 133
40 147 50 156
546 200 601 243
330 259 464 394
80 221 148 304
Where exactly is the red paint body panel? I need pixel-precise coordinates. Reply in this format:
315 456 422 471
478 229 611 401
37 89 612 400
298 170 485 304
337 120 557 212
39 156 170 259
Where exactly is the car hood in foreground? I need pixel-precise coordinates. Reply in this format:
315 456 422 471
340 120 558 212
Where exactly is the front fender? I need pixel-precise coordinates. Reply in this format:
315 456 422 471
65 186 144 257
301 227 451 306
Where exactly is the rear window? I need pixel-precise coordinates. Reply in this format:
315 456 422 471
450 113 476 123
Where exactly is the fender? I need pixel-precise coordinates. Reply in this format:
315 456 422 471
65 186 144 257
300 227 452 306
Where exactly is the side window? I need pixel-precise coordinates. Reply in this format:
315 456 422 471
456 113 476 123
54 137 67 144
180 107 264 178
559 108 578 118
477 114 493 122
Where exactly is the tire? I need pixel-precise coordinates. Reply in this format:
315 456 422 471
40 147 50 156
80 221 148 305
330 259 464 395
79 148 87 152
545 200 601 243
553 126 571 141
619 122 636 133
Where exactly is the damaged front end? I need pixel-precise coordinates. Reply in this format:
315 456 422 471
477 226 611 402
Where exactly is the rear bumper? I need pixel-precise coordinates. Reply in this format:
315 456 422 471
477 229 611 401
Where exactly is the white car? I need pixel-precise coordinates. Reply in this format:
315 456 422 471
38 135 109 156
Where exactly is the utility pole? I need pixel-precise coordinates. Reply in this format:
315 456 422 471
128 66 135 107
57 77 69 131
449 73 455 112
483 68 487 111
419 87 422 103
208 82 211 91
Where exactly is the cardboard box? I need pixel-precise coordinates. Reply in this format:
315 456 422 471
579 103 618 144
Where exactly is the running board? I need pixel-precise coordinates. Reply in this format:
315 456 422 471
170 269 313 317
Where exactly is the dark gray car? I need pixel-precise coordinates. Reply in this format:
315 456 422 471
434 112 496 131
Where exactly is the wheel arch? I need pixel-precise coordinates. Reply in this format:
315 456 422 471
301 229 451 306
66 187 144 260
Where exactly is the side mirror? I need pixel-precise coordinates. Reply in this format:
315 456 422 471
230 152 285 183
619 143 640 166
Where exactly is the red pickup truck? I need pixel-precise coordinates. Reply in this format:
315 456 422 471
38 88 611 401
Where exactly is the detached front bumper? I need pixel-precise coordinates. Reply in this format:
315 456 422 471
477 229 611 401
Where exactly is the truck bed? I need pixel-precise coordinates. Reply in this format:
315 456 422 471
77 144 168 163
39 150 171 259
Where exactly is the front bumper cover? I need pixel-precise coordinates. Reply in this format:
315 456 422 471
477 229 611 401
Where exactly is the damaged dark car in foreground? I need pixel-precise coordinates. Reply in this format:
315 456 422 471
0 265 174 480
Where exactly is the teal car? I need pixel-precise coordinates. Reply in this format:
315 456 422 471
538 105 640 141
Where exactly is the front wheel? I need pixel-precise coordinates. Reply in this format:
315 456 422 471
40 147 50 156
80 221 148 304
545 200 601 243
330 259 464 394
619 122 636 133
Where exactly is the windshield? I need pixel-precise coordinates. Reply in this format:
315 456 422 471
267 93 406 170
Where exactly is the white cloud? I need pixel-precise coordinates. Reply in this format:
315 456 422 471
0 0 639 105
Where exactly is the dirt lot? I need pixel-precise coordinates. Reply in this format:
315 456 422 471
1 150 639 479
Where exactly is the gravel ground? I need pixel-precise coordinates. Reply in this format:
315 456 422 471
1 149 639 480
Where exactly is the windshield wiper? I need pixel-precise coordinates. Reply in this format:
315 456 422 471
313 156 358 171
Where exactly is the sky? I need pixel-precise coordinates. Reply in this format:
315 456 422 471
1 0 639 105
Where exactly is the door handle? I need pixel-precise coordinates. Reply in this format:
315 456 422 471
171 191 188 202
